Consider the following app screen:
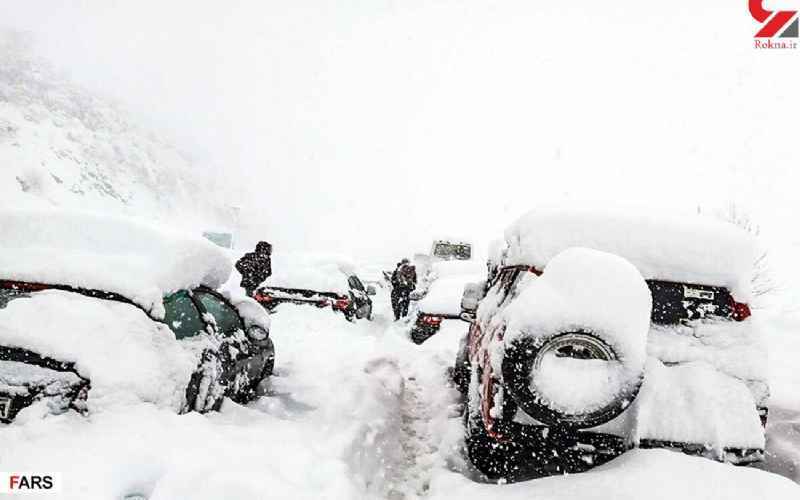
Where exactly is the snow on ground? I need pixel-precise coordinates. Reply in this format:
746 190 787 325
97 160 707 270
1 286 798 499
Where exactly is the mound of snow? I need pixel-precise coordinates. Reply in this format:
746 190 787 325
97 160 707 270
504 204 757 299
634 358 765 450
428 448 800 500
0 208 232 317
0 290 203 411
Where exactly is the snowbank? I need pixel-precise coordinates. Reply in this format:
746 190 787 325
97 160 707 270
0 290 203 411
504 205 757 299
428 449 800 500
0 209 232 318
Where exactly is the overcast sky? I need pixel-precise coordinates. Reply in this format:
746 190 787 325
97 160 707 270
3 1 799 270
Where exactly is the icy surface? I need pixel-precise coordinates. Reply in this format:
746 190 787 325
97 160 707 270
0 208 232 317
0 290 203 411
504 205 757 299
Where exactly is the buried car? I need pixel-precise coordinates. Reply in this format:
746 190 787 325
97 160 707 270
255 257 374 321
0 210 274 423
453 206 767 482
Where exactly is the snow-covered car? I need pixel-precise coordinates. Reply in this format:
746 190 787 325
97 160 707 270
410 270 485 345
0 210 274 423
255 257 375 321
453 206 768 481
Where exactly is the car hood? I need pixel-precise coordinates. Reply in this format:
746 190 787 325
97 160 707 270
0 290 206 412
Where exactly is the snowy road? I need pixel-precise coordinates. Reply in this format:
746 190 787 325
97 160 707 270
1 288 799 499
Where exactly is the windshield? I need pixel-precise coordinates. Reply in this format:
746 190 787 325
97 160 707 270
348 275 365 291
433 243 471 260
163 291 206 339
195 290 243 336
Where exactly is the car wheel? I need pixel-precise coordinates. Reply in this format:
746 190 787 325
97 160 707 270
502 331 642 429
410 327 434 345
183 349 225 413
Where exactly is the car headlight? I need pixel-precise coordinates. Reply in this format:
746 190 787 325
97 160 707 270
247 325 268 341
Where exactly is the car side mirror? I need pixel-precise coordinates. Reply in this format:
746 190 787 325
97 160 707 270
460 281 486 316
366 285 377 296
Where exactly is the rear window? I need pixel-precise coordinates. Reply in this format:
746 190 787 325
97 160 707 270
433 243 472 260
163 291 206 339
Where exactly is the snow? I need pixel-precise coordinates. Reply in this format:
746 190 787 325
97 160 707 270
264 253 358 294
418 273 485 317
428 449 799 500
504 205 757 300
0 290 204 412
0 360 83 397
532 355 629 416
0 208 233 317
0 284 797 499
634 358 765 451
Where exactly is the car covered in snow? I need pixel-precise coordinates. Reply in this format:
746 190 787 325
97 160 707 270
453 206 768 481
254 256 375 321
0 210 274 423
409 260 485 344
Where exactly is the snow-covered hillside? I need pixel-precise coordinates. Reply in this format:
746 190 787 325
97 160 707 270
0 31 230 229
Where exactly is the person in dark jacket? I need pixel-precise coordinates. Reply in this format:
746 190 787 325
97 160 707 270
391 259 417 320
236 241 272 296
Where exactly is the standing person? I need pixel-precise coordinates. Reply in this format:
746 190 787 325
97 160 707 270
236 241 272 296
391 259 417 320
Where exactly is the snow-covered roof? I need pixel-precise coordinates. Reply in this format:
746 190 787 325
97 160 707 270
265 253 356 294
418 273 486 316
504 205 756 299
0 209 233 318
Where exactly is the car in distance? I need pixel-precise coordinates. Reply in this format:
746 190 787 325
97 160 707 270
254 257 375 321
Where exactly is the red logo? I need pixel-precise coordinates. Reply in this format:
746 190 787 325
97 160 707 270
750 0 798 38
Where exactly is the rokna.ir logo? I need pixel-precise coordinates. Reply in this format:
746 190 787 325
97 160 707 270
750 0 798 38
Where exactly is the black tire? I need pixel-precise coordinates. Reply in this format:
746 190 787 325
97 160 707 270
452 334 470 396
183 349 224 413
502 331 642 429
262 338 275 378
